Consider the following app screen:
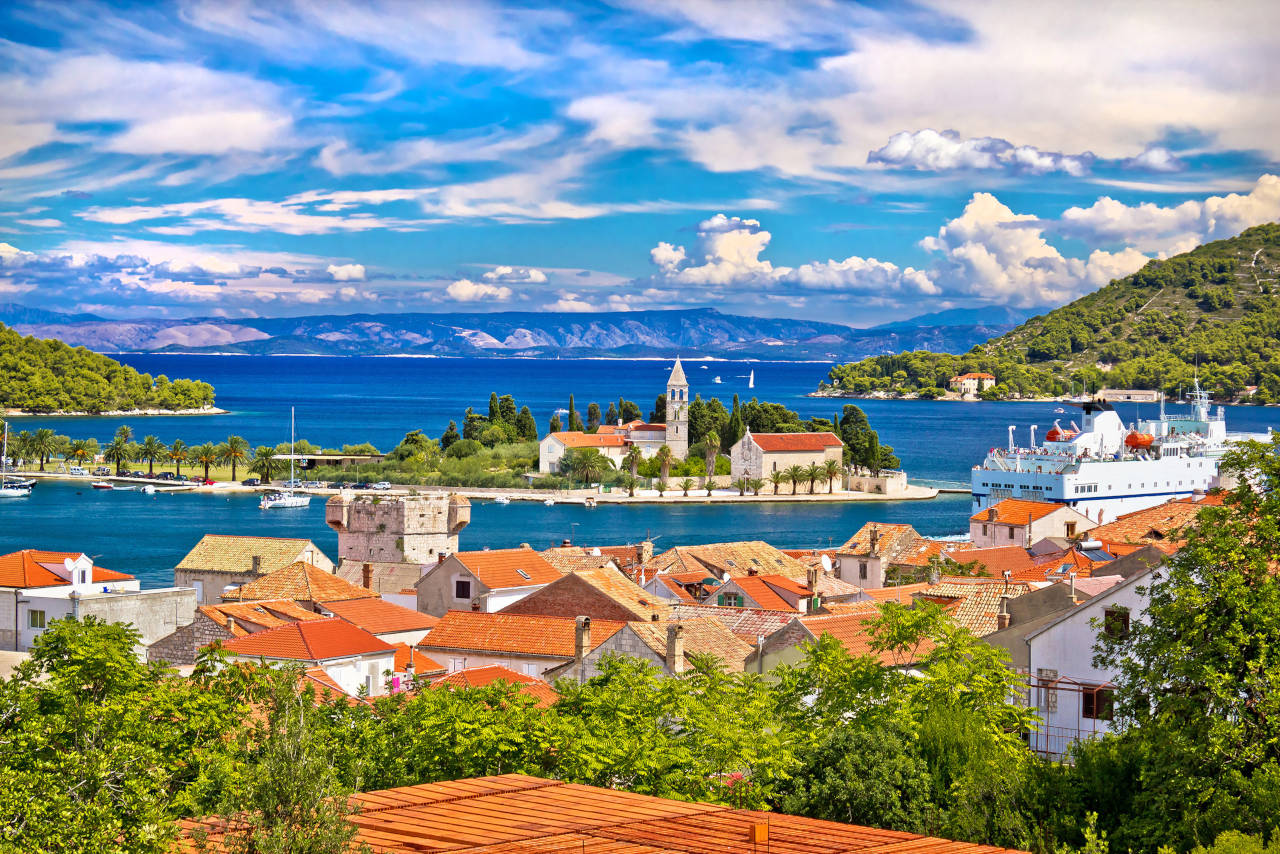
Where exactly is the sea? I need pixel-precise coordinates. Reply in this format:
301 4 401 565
3 355 1275 588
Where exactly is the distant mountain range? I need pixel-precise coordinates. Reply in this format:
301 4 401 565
0 305 1030 361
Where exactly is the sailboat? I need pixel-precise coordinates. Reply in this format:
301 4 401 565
748 369 754 389
260 407 311 510
0 424 31 498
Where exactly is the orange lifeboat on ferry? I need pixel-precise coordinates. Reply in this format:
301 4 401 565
1045 421 1077 442
1125 431 1155 449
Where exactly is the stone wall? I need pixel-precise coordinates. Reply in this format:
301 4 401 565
846 470 910 496
78 587 197 647
148 611 233 665
327 493 469 564
174 568 261 604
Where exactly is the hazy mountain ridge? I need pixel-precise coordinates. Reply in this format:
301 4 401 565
0 306 1020 361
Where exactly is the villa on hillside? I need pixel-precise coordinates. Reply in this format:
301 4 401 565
538 358 691 474
728 429 844 484
949 372 997 395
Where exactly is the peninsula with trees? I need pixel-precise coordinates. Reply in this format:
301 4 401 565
818 223 1280 402
0 323 218 415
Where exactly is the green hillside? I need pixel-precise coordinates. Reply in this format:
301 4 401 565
823 223 1280 401
0 323 215 413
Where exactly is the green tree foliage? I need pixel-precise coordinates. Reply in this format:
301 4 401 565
439 420 461 450
249 445 280 481
220 435 249 481
0 323 216 413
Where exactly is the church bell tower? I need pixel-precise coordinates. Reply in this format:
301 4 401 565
665 356 689 460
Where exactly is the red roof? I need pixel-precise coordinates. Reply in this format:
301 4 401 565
548 431 629 448
952 545 1036 577
952 372 996 380
453 548 563 590
217 618 395 662
971 498 1070 525
432 666 559 707
747 431 843 453
322 597 438 634
422 610 626 657
0 549 132 588
393 643 445 675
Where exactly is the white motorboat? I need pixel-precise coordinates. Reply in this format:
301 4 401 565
0 425 30 498
712 376 722 384
493 496 510 505
261 406 311 510
141 484 156 494
748 369 754 389
543 498 555 506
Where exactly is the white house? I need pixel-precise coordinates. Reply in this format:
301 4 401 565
216 618 398 697
415 547 563 617
538 431 631 474
970 498 1096 548
1 549 195 655
949 372 997 396
1024 565 1155 759
728 430 844 484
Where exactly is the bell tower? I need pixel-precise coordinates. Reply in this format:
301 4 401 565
665 356 689 460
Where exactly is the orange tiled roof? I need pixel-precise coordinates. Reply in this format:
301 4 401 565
1089 499 1205 548
454 547 563 590
393 643 445 676
668 604 796 641
717 575 794 611
198 600 324 637
837 523 935 567
217 618 394 662
549 431 629 448
422 610 626 658
951 545 1036 577
432 666 559 707
558 567 672 620
953 372 996 380
819 600 883 617
747 431 843 453
321 597 437 634
643 541 812 580
221 561 378 603
176 534 324 575
860 581 933 602
653 575 700 603
1018 546 1115 581
799 613 936 666
593 544 648 570
970 498 1070 525
629 618 753 671
180 773 1029 853
540 547 620 574
0 549 132 588
915 577 1035 636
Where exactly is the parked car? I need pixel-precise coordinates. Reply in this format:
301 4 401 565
199 478 215 485
67 465 88 476
282 479 304 489
241 477 261 486
352 482 372 490
156 472 175 481
92 466 111 477
372 481 392 490
129 470 147 479
174 474 189 482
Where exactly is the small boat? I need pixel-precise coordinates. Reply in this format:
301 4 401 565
113 485 136 491
91 481 114 490
748 369 754 389
493 496 510 505
712 376 722 384
141 484 156 494
0 425 30 498
544 498 555 506
261 407 312 510
1054 407 1067 413
700 365 708 369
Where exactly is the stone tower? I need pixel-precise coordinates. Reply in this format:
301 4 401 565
665 356 689 460
325 492 470 596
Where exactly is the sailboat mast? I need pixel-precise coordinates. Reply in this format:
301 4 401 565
290 406 296 483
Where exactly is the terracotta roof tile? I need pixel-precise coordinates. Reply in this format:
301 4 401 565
970 498 1070 525
392 643 445 676
0 549 132 588
432 666 559 707
1089 499 1205 548
951 545 1037 577
860 582 933 602
746 431 843 453
799 613 936 666
668 604 796 641
549 431 630 448
629 618 753 671
643 541 812 580
546 567 672 621
218 618 395 662
198 600 324 636
176 534 325 575
222 561 378 603
321 597 438 634
422 610 626 658
915 577 1035 635
453 548 563 590
539 547 620 574
716 575 799 611
299 667 367 707
181 773 1027 854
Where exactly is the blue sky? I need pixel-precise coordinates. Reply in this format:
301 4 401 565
0 0 1277 327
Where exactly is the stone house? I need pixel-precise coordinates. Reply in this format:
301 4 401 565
970 498 1095 548
1 550 195 655
220 561 379 609
147 599 323 665
538 431 631 474
549 617 752 682
948 372 997 395
728 430 844 484
639 540 815 583
216 618 398 698
174 534 333 605
499 567 670 622
418 610 626 681
416 547 563 617
833 523 964 588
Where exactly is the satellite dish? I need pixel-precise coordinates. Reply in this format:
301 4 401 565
820 555 833 573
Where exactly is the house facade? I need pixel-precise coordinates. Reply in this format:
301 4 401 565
728 430 844 483
174 534 332 605
416 547 563 617
418 610 626 680
948 372 997 395
970 498 1095 548
216 618 398 697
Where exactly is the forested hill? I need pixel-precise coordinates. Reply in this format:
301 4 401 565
0 323 215 413
823 223 1280 401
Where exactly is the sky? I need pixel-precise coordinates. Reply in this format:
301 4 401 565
0 0 1278 328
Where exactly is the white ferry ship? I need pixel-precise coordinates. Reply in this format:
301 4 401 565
971 383 1267 524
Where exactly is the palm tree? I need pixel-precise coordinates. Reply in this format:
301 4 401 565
249 446 280 482
623 445 643 478
221 435 249 481
31 428 56 472
66 439 93 466
103 436 133 475
138 435 166 476
703 434 721 480
805 462 825 494
621 473 639 498
656 479 668 497
679 477 694 497
732 477 748 496
823 458 843 493
655 444 673 481
114 424 133 443
168 439 189 476
748 477 764 496
785 464 806 495
565 448 612 485
11 430 33 467
768 470 785 495
192 442 219 481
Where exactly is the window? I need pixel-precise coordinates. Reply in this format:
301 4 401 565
1081 685 1115 720
1065 522 1077 538
982 524 988 536
28 609 46 630
1103 607 1130 640
454 578 472 600
1007 526 1015 539
717 592 744 607
859 561 868 580
515 568 531 580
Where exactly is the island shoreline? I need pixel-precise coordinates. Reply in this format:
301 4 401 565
4 406 228 417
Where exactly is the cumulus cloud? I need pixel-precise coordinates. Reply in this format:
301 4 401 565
446 278 512 302
1121 146 1184 173
868 130 1093 176
1055 173 1280 253
920 193 1150 306
482 265 547 284
326 263 366 281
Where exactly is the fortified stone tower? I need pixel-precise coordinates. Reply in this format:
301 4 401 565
325 492 470 596
665 356 689 460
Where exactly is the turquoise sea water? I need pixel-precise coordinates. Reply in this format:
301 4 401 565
2 355 1275 587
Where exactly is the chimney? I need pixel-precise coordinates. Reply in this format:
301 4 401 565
665 624 685 674
755 634 765 675
361 562 373 590
562 538 572 547
996 595 1011 631
1069 571 1077 602
651 613 660 621
470 599 481 612
869 525 880 554
806 567 819 590
438 551 448 564
640 540 654 564
574 615 591 662
251 555 262 574
987 507 997 522
226 616 236 633
749 822 769 844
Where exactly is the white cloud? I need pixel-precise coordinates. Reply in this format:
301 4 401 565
327 263 366 281
79 198 423 235
548 291 596 312
482 265 547 284
15 218 62 228
446 278 513 302
1055 173 1280 253
868 129 1092 176
316 124 561 176
1122 147 1184 173
781 256 938 295
920 192 1150 306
